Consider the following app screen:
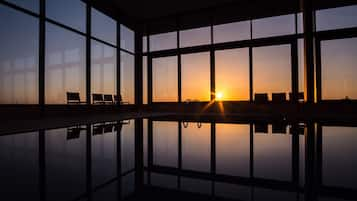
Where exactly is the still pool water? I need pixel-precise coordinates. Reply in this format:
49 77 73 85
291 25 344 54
0 117 356 201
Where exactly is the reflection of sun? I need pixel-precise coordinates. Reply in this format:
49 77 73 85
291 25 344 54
216 92 223 100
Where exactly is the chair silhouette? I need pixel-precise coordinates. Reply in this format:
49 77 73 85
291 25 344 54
272 93 287 103
66 92 86 104
103 94 114 104
92 94 104 104
254 93 269 103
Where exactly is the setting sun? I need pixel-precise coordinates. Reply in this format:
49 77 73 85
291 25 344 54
216 92 224 100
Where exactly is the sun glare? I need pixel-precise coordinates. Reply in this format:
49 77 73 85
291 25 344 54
216 92 224 100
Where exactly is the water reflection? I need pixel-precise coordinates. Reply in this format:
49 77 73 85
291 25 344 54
1 118 357 201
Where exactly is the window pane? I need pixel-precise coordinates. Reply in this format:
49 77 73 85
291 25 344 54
214 21 251 43
152 56 178 102
0 5 38 104
5 0 39 13
254 124 291 181
252 14 295 39
91 40 116 102
215 48 249 101
180 27 211 48
181 52 210 101
153 122 178 167
253 45 292 100
298 39 305 95
321 38 357 100
143 56 148 104
120 51 135 104
92 8 117 45
46 0 86 32
150 32 177 51
182 122 210 172
120 25 135 53
45 23 86 104
143 36 147 53
316 5 357 31
297 13 304 34
216 124 250 177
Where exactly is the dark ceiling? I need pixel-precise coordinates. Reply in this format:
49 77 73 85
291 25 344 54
88 0 357 33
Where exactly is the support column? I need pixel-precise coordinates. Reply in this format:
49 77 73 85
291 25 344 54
135 32 143 106
301 0 316 103
39 0 45 109
86 4 91 105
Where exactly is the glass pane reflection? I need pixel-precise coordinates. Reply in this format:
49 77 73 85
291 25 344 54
0 5 39 104
152 56 178 102
91 40 117 102
45 23 86 104
181 52 210 102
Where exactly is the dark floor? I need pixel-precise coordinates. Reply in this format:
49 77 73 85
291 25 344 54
1 114 357 201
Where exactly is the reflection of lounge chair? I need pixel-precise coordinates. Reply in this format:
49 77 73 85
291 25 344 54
255 123 268 133
272 93 287 103
93 124 104 135
255 93 268 103
92 94 105 104
67 92 86 104
272 123 287 134
103 124 114 133
67 126 86 139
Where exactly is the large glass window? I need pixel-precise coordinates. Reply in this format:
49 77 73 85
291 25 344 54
214 21 251 43
253 45 292 100
152 56 178 102
316 5 357 31
143 36 147 53
92 8 117 45
252 14 295 39
153 121 178 167
91 40 117 102
181 52 210 102
45 23 86 104
5 0 39 13
0 5 39 104
215 48 250 101
180 27 211 48
150 32 177 51
120 25 135 53
120 51 135 104
143 56 148 104
46 0 86 32
321 38 357 100
298 39 305 95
